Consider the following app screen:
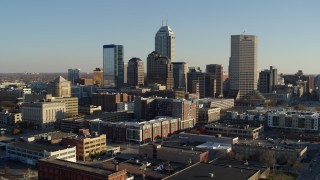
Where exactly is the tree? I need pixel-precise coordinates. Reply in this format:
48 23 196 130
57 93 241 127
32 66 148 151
3 165 10 176
259 152 276 167
226 151 235 160
24 168 31 179
294 104 305 110
12 128 20 135
234 153 244 161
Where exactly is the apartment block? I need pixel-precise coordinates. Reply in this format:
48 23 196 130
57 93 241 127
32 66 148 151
90 117 184 143
61 133 106 161
267 110 319 132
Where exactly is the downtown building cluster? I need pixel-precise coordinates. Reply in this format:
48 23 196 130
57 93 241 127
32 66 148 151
1 23 318 180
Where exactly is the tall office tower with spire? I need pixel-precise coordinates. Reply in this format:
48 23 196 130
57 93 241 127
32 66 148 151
68 68 80 85
103 44 124 89
155 23 175 61
127 57 144 87
206 64 223 97
229 35 258 97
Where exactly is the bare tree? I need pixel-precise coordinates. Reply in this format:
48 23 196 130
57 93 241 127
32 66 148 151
3 165 9 176
259 152 276 167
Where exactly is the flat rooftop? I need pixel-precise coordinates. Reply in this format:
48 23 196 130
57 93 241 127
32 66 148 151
32 131 76 140
235 140 307 152
205 123 262 130
196 142 231 150
159 146 204 155
167 161 259 180
9 141 72 152
40 158 114 176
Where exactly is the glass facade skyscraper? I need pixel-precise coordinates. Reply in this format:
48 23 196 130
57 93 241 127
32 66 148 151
155 25 175 61
103 44 124 88
68 68 80 85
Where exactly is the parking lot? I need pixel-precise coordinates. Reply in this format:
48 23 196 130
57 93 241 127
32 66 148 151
0 160 38 179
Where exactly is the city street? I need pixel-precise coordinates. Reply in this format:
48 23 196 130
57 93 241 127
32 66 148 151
298 144 320 180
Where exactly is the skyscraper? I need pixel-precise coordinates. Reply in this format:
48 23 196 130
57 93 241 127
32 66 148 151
146 51 174 89
127 57 144 87
187 70 216 99
155 25 175 61
258 66 278 93
206 64 223 97
68 69 80 85
123 63 128 85
103 44 124 88
172 62 188 91
229 35 258 97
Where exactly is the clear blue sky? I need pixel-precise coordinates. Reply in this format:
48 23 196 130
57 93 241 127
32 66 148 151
1 0 319 74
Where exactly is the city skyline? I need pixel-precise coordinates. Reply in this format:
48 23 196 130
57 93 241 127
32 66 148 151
1 1 320 74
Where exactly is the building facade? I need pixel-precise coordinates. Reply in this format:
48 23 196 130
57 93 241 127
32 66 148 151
92 93 134 112
127 57 144 87
103 44 124 89
68 68 80 85
47 76 71 97
146 51 174 89
22 102 66 130
206 64 223 97
0 112 22 126
155 25 175 61
6 140 76 165
198 98 235 110
61 134 107 161
258 66 278 93
198 107 221 125
93 68 103 87
52 97 78 117
232 143 307 164
187 71 216 98
267 110 319 132
229 35 258 97
38 158 127 180
90 117 192 143
172 62 188 91
205 123 263 139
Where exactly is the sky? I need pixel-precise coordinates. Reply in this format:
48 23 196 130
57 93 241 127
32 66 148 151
0 0 320 74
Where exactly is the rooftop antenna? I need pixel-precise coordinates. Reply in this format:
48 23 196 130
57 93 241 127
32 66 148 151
242 30 246 35
166 19 168 26
162 19 163 26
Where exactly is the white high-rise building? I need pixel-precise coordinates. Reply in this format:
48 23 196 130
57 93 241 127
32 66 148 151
155 25 175 61
229 35 258 97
